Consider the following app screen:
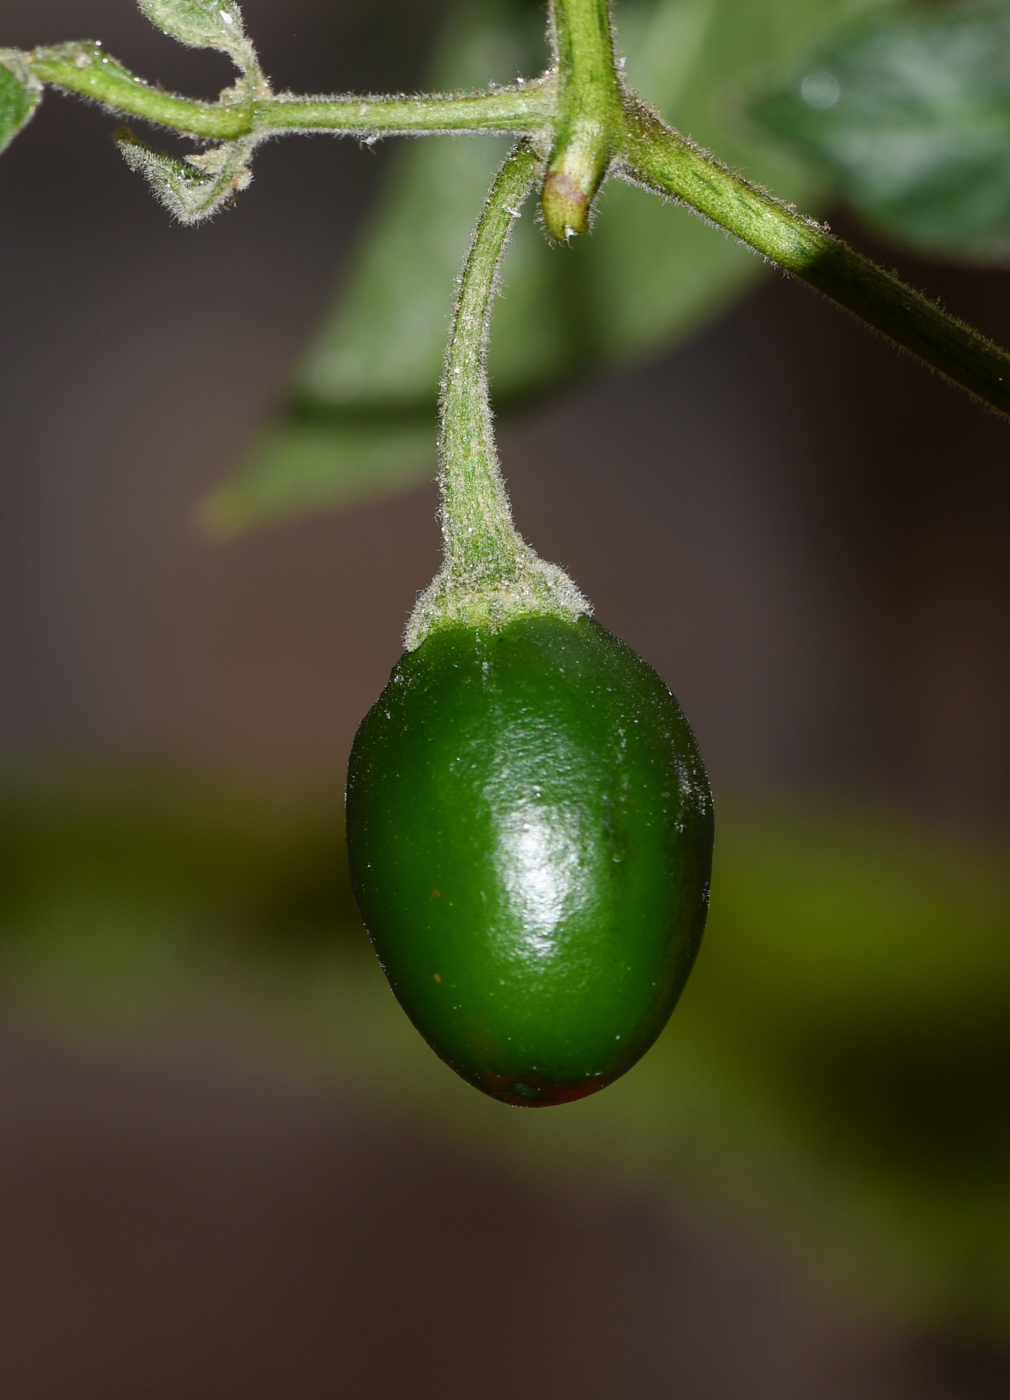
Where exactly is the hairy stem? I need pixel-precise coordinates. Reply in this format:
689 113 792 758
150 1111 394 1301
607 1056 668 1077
26 43 556 139
542 0 624 239
16 8 1010 423
439 144 539 572
621 99 1010 418
405 141 589 648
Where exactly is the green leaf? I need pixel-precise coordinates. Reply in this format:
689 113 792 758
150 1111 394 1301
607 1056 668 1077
116 128 255 224
750 1 1010 262
209 0 894 530
0 54 42 157
201 410 439 533
136 0 255 70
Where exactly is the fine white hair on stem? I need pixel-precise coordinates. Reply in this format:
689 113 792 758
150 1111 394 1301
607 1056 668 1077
406 139 591 651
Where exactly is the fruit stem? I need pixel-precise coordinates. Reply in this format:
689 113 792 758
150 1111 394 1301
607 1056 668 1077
405 141 590 650
439 143 539 570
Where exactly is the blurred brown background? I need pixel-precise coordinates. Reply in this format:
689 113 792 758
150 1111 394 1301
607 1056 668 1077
2 0 1010 1395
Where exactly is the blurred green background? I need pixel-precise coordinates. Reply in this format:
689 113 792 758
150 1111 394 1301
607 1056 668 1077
7 772 1010 1343
4 0 1010 1394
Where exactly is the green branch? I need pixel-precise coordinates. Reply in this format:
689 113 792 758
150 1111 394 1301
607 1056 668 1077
620 99 1010 419
542 0 624 239
26 43 556 140
260 84 554 138
9 2 1010 424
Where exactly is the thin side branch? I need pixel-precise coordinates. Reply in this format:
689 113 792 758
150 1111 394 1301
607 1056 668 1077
26 43 556 140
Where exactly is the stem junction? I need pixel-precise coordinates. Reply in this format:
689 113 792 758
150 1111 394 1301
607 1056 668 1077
4 0 1010 452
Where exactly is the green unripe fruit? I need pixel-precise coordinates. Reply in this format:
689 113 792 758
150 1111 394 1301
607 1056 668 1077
346 613 713 1107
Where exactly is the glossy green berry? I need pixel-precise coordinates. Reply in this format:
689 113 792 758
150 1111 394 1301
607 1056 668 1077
346 613 713 1107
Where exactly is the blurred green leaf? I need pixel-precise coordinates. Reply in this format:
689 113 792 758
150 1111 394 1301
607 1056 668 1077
0 56 41 157
751 1 1010 262
6 771 1010 1337
0 771 362 1015
206 0 891 532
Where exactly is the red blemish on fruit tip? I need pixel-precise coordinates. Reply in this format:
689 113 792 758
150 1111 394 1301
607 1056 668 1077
432 889 440 898
483 1071 612 1108
433 973 442 983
